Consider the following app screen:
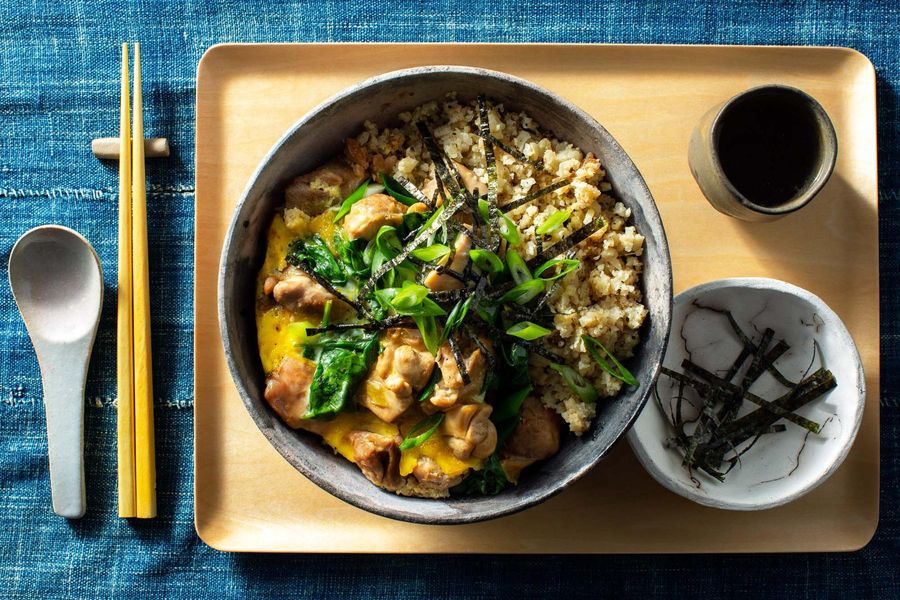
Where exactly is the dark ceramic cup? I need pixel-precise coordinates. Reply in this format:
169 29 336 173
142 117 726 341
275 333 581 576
218 66 672 524
688 85 837 222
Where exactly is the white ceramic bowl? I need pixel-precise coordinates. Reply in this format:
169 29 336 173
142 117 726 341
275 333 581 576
626 277 865 510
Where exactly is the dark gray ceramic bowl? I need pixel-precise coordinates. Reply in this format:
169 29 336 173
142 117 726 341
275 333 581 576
218 66 672 524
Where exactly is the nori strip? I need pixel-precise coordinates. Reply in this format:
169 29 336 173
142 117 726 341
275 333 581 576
500 178 572 213
358 190 467 299
701 368 836 455
524 216 605 270
393 174 434 209
677 362 821 433
447 334 471 385
306 314 416 336
477 95 501 251
692 301 796 387
416 122 470 205
428 288 471 304
477 131 547 172
286 258 371 318
530 249 576 316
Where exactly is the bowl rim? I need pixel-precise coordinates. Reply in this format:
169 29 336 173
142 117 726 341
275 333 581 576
626 276 866 511
217 64 673 524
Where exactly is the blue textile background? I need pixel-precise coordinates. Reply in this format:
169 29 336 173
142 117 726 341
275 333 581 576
1 0 898 597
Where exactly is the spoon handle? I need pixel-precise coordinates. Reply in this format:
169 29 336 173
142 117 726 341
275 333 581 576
39 344 88 519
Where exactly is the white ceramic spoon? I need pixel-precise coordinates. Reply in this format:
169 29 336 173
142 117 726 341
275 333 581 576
9 225 103 518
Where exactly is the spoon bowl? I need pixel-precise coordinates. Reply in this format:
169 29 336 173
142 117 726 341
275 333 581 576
9 225 103 518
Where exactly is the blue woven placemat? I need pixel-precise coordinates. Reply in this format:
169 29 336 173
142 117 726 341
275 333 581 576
1 1 897 598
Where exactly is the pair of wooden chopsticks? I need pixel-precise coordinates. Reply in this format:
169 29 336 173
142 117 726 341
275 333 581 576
117 42 156 519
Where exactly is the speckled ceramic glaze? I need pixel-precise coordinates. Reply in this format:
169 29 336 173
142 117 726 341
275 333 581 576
218 66 672 524
688 85 837 222
627 278 865 511
9 225 103 519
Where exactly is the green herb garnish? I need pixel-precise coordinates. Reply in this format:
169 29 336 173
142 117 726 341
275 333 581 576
506 249 532 284
380 172 417 206
534 257 580 281
411 243 452 263
302 331 379 418
535 209 572 235
583 334 638 387
451 454 509 496
506 321 552 341
390 283 430 310
399 413 445 451
286 235 347 286
498 279 545 305
469 249 505 279
549 363 598 404
333 179 370 223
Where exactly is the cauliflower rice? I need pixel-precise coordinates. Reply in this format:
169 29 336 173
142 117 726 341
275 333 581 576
351 94 648 434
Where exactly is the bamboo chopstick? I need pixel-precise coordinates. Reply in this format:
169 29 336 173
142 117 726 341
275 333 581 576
131 42 157 519
116 42 136 519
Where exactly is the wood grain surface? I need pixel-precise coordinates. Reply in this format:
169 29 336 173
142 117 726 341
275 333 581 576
194 44 879 553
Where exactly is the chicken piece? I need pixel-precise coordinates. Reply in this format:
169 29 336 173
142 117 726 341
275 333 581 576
360 329 435 423
263 356 327 434
500 397 562 482
342 193 407 240
349 431 404 491
420 161 487 207
420 177 438 204
284 159 365 215
423 231 471 292
429 339 487 409
454 161 488 196
263 266 336 313
409 456 463 497
442 403 498 460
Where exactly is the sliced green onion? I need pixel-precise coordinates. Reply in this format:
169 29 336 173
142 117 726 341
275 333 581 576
477 198 491 223
286 321 318 346
391 283 430 310
583 334 639 387
319 300 333 328
549 363 598 404
421 203 445 232
402 211 427 232
411 243 452 263
475 302 500 325
506 321 552 341
333 179 370 223
498 213 520 245
506 249 532 284
440 295 474 346
404 297 447 317
498 279 545 305
535 209 572 235
375 288 446 317
492 384 532 423
534 257 580 281
399 413 445 451
375 225 402 256
418 368 443 402
414 315 440 355
470 249 505 278
380 172 417 206
373 287 398 310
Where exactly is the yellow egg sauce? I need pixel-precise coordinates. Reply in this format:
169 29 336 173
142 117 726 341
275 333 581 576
255 211 483 483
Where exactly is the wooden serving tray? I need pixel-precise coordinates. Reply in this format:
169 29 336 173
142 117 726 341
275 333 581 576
194 44 879 553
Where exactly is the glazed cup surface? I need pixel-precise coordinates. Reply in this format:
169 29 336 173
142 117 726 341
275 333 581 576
688 84 838 222
218 66 672 524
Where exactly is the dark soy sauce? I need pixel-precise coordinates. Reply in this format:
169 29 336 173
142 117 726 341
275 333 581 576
715 89 821 207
